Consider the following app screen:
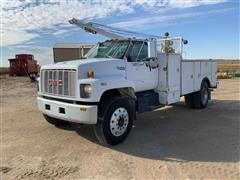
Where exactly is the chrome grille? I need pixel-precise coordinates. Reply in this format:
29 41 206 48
40 69 76 97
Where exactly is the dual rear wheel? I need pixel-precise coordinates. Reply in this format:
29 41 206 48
185 81 210 109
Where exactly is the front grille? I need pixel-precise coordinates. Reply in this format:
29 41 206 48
40 69 76 97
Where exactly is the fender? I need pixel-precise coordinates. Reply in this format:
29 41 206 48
201 77 211 88
79 76 136 102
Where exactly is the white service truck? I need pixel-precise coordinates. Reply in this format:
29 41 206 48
37 18 217 145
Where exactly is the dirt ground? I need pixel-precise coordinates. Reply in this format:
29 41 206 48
1 75 240 179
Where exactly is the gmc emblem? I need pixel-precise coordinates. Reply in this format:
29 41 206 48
48 79 63 86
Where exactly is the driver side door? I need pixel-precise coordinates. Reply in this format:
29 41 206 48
125 41 158 92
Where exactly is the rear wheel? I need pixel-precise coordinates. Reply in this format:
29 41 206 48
185 93 194 108
193 81 210 109
94 97 135 146
43 114 69 126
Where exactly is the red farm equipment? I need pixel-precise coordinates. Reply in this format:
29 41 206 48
8 54 38 81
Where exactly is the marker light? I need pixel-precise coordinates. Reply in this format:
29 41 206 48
87 71 94 78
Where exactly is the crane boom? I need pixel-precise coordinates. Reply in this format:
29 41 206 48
69 18 163 39
69 18 125 39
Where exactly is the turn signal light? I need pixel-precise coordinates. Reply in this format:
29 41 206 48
87 71 94 78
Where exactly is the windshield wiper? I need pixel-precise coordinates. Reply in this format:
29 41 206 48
105 55 113 58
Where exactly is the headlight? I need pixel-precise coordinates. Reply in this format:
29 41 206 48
80 84 92 98
84 84 92 94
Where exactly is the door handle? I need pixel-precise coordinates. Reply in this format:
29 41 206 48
133 62 144 66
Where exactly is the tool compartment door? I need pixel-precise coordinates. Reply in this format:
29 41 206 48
181 61 194 95
168 54 180 92
157 54 181 104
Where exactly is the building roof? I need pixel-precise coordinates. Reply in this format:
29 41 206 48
53 43 95 49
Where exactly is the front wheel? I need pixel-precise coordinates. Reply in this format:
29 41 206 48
94 97 135 146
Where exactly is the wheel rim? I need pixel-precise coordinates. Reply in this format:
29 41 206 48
110 107 129 137
201 87 208 105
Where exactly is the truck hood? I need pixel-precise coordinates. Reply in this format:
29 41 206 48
41 58 126 79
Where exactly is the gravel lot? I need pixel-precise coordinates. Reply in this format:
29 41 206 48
1 75 240 179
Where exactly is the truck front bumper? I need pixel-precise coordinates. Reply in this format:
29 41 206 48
37 97 98 124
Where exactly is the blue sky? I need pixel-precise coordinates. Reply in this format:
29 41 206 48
1 0 239 67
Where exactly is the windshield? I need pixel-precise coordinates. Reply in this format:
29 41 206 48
84 40 129 59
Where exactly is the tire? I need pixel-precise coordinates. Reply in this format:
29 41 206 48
94 96 135 146
193 81 210 109
28 73 36 82
43 114 69 126
185 93 194 108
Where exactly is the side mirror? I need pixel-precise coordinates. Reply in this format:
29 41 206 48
165 32 169 37
146 57 157 61
147 57 158 69
183 39 188 44
147 40 157 58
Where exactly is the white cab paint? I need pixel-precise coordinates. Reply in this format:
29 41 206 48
126 60 158 92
